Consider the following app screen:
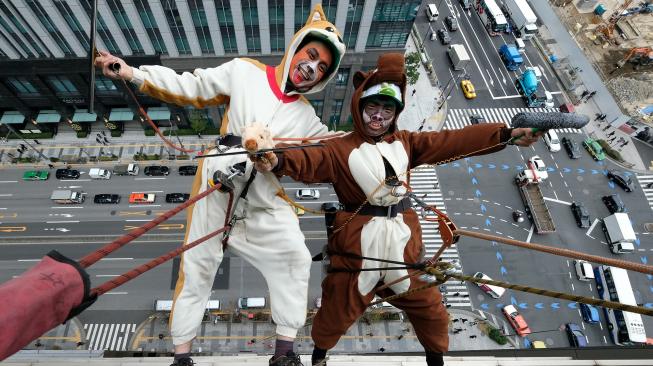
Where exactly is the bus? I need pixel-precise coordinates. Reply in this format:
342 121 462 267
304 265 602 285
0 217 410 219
476 0 508 34
594 265 647 346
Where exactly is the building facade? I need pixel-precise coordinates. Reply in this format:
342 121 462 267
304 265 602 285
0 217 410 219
0 0 421 137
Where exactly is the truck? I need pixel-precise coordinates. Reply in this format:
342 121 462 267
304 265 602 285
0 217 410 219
515 67 553 108
499 44 523 71
502 0 538 40
447 44 471 71
50 190 86 204
514 170 555 233
113 163 139 176
89 168 111 179
602 213 636 254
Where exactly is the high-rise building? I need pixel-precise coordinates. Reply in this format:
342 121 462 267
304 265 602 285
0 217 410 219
0 0 421 137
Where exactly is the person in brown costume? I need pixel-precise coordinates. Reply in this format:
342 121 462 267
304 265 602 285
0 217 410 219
254 53 543 366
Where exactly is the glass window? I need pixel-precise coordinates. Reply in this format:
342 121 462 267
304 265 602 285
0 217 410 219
322 0 338 22
241 0 260 53
7 77 39 95
161 0 192 55
366 0 421 49
187 0 214 54
214 0 237 54
335 68 350 87
53 0 90 50
310 99 324 117
79 0 120 54
24 0 74 57
331 99 343 124
134 0 168 55
107 0 144 55
47 75 78 94
294 0 311 33
0 13 34 58
344 0 364 49
0 1 45 57
95 75 118 92
268 0 284 52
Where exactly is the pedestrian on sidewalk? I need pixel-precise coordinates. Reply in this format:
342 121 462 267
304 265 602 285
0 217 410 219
607 131 616 137
621 141 629 148
103 136 109 144
101 131 106 137
96 137 102 144
411 89 416 96
469 335 477 339
602 125 611 131
33 139 41 145
378 347 385 352
608 137 617 143
587 91 597 100
47 163 54 169
580 90 589 101
7 152 14 158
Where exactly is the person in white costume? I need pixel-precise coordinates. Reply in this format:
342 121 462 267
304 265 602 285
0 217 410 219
95 5 345 366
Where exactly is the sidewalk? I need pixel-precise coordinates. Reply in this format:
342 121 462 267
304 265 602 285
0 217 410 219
530 1 649 171
129 307 514 354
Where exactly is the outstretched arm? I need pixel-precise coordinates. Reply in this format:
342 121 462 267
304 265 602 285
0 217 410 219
252 144 338 184
95 50 232 109
408 123 542 168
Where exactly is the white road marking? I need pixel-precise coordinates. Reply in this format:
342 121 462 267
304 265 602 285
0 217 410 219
526 225 534 243
125 219 152 222
128 205 161 208
95 274 120 277
543 197 572 205
50 206 84 209
586 219 599 236
0 194 13 197
61 179 90 182
0 180 18 183
45 220 79 223
134 177 166 180
105 292 128 295
100 258 133 261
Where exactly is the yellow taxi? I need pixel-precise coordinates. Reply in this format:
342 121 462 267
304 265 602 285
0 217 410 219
460 79 476 99
531 340 547 349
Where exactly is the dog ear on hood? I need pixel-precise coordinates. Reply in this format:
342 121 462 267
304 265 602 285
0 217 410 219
353 70 370 90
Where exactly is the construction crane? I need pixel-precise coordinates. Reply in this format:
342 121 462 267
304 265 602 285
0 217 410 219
617 46 653 69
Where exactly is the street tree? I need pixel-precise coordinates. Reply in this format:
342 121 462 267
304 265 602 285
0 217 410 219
405 52 421 85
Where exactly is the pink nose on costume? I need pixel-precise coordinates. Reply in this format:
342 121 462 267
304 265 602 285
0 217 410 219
370 113 384 122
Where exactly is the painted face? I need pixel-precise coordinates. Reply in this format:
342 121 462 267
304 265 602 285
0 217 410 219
361 97 397 137
288 40 333 92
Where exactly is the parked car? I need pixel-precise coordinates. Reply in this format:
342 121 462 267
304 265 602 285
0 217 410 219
166 193 190 203
602 194 625 214
469 115 485 125
445 15 458 31
93 194 120 204
178 165 197 176
55 168 80 180
22 170 49 181
295 189 320 200
583 137 605 161
570 202 591 228
565 323 588 347
580 303 600 324
472 272 505 299
562 137 581 159
607 170 634 192
460 79 476 99
144 165 170 176
502 305 531 336
543 130 561 152
437 28 451 45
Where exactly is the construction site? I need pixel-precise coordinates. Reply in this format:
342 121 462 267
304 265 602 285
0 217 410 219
553 0 653 135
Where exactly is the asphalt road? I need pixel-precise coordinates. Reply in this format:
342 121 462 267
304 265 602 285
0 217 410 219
0 168 332 321
415 0 564 110
436 133 653 348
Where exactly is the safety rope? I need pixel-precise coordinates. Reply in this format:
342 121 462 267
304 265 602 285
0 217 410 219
92 225 229 296
78 182 224 268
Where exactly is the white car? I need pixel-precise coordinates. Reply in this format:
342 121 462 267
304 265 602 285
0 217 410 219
527 155 548 180
295 189 320 200
574 260 595 281
543 130 561 152
472 272 506 299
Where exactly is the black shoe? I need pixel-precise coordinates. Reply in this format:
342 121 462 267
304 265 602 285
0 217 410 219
312 358 327 366
269 351 304 366
170 357 195 366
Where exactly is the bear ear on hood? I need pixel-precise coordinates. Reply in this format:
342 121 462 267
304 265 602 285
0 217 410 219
353 70 369 90
305 4 328 27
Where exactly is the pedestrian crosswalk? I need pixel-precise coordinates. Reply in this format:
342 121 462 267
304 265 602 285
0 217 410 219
84 323 136 351
443 107 584 135
410 166 471 309
636 174 653 211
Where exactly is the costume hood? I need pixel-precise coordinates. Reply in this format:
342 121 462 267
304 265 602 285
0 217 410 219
276 4 346 95
351 53 407 143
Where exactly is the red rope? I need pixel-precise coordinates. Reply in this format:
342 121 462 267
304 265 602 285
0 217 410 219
92 224 229 296
78 182 223 268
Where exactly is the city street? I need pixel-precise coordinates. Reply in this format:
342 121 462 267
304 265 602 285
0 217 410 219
415 0 564 110
436 133 653 348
